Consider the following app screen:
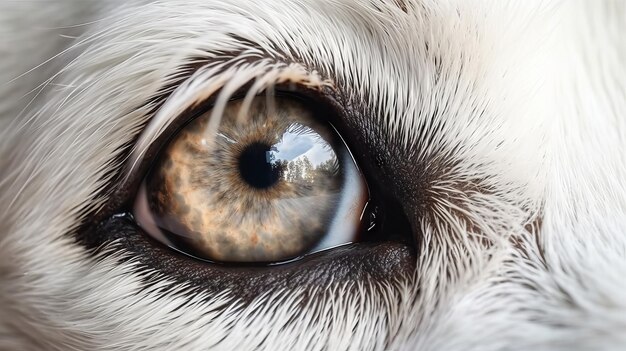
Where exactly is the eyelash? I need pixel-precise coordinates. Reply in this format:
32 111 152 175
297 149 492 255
89 77 369 242
127 78 351 204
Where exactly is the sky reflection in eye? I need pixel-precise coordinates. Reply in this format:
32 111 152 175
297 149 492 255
269 123 335 166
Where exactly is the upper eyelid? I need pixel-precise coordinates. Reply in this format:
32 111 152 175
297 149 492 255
126 60 333 183
88 59 339 225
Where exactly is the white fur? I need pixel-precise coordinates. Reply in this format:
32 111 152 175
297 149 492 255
0 0 625 350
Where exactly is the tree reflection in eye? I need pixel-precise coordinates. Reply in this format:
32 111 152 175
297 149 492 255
257 123 340 190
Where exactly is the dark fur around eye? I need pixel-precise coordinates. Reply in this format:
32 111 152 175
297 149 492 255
85 213 415 301
77 71 418 302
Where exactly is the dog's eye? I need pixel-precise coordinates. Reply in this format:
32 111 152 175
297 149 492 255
133 96 369 263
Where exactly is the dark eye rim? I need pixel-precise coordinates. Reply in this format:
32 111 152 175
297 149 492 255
86 212 416 301
87 82 395 260
76 79 416 299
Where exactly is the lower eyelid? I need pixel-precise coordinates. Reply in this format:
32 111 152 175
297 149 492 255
89 213 416 300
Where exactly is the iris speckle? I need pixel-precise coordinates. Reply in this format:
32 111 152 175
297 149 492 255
147 97 347 262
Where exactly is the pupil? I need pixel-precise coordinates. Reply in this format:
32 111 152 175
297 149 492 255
238 142 281 189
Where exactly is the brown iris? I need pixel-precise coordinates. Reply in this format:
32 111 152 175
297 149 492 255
137 96 367 263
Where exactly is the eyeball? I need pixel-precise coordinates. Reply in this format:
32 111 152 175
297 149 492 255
134 95 369 263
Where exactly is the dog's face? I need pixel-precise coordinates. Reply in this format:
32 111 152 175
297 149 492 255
1 1 625 350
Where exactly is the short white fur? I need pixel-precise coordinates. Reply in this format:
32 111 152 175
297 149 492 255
0 1 625 350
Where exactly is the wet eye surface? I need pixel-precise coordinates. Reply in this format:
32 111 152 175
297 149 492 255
83 87 416 298
135 96 368 263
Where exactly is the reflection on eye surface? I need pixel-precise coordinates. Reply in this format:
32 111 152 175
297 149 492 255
135 96 369 263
